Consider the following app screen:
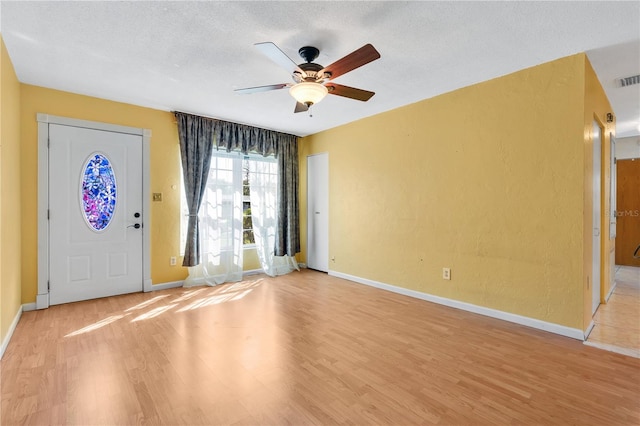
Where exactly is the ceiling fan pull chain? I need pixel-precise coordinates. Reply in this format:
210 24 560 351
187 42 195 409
308 104 313 118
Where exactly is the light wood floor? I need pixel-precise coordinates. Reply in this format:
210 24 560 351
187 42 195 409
587 265 640 358
2 270 639 425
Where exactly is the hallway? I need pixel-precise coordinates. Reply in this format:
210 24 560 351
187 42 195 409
586 265 640 357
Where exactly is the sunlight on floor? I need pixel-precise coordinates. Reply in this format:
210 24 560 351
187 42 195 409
65 314 130 337
132 304 178 322
172 288 208 303
124 294 170 312
63 279 266 336
176 278 265 312
176 289 253 312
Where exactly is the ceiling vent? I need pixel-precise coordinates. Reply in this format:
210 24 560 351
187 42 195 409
618 74 640 87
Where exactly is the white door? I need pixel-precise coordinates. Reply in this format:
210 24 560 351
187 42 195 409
49 124 143 305
307 153 329 272
592 121 602 314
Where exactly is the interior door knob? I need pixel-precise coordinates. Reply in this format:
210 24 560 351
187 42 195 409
127 223 141 229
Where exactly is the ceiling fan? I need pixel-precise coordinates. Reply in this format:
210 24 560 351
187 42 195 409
235 42 381 114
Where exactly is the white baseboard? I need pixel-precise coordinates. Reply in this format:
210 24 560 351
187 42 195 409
143 278 154 292
149 280 184 291
36 293 49 310
0 305 23 359
328 270 585 341
243 269 264 276
584 320 596 339
22 303 37 312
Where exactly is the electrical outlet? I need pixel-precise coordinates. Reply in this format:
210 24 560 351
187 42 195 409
442 267 451 280
170 256 177 266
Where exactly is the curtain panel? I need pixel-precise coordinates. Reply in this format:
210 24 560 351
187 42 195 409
176 112 301 265
249 159 300 276
176 112 214 267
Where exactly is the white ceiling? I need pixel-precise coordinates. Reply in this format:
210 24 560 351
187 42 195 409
1 1 639 137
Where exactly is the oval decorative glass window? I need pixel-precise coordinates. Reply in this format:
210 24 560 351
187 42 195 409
81 153 117 231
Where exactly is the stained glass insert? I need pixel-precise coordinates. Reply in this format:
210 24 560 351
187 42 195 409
81 153 117 231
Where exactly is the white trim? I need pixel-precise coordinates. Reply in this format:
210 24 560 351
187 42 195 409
22 303 37 312
329 270 585 341
142 129 152 292
243 268 264 277
0 306 22 359
584 320 596 339
36 114 152 308
37 120 50 309
149 281 184 291
36 113 145 136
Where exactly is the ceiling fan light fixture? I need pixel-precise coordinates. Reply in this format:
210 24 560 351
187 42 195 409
289 82 328 106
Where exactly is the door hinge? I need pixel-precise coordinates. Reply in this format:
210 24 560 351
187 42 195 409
47 280 50 291
47 209 50 220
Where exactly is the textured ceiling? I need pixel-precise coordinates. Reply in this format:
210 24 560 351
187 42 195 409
1 1 639 137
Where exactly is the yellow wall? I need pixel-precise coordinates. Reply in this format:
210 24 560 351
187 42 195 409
1 35 23 343
20 85 187 302
300 54 590 329
19 85 262 303
5 43 613 333
582 57 615 330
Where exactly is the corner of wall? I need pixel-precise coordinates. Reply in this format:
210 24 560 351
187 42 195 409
1 33 24 348
582 54 616 331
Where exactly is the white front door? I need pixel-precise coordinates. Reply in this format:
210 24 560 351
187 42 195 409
49 124 143 305
307 153 329 272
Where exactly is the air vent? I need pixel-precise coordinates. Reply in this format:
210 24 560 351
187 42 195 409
618 74 640 87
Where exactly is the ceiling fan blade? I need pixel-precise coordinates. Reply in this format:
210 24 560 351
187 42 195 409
294 102 309 113
326 83 375 101
234 83 289 94
320 44 380 80
255 42 306 77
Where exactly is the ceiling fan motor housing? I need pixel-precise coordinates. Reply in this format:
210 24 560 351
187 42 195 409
294 63 328 82
293 46 331 83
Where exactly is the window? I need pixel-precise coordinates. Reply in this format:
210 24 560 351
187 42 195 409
81 152 117 231
180 153 276 252
242 161 254 245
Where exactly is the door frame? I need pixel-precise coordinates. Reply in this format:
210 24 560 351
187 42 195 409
306 152 329 272
36 114 152 309
592 120 602 315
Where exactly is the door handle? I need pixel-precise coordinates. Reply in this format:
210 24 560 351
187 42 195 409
634 244 640 259
127 223 141 229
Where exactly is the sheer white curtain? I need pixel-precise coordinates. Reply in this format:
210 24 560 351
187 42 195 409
249 159 299 276
184 155 244 287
